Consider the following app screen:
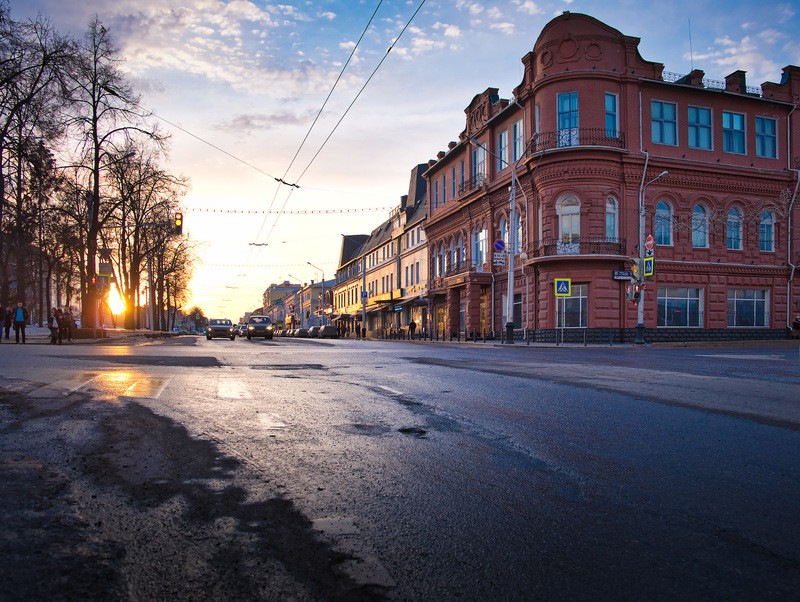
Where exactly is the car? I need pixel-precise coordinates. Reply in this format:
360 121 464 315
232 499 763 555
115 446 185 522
246 315 274 339
294 327 308 338
236 324 246 338
319 324 339 339
207 318 235 340
308 326 321 338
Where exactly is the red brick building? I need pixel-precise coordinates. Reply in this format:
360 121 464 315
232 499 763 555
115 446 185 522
423 12 800 343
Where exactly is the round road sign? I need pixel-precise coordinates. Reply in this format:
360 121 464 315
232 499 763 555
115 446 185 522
645 234 655 250
493 239 506 253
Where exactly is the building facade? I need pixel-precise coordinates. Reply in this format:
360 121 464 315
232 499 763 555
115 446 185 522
423 11 800 343
333 165 429 337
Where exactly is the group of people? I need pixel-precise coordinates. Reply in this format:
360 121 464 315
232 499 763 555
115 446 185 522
47 306 76 344
2 302 76 344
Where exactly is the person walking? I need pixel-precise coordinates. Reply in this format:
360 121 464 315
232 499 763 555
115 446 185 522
48 307 60 345
13 301 29 344
3 306 11 340
63 306 74 342
408 320 416 340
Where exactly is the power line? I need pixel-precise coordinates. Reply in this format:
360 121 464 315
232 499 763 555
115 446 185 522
259 0 428 246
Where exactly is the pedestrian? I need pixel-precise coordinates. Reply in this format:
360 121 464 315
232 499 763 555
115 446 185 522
13 301 28 344
48 307 60 345
3 306 11 340
792 314 800 339
63 306 74 342
408 320 416 340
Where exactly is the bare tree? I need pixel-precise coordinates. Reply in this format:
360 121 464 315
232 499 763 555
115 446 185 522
63 17 165 329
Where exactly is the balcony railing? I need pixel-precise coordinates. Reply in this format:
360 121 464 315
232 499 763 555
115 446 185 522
531 128 626 152
530 237 626 258
457 174 486 196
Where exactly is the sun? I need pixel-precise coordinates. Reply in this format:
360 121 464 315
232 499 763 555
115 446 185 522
107 285 126 315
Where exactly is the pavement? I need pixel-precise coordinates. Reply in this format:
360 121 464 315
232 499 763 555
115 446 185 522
1 325 165 344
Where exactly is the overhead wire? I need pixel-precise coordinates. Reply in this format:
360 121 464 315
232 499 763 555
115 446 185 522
256 0 429 249
248 1 386 257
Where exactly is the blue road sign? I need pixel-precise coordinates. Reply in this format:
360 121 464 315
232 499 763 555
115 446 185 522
554 278 571 297
644 256 655 277
493 239 506 253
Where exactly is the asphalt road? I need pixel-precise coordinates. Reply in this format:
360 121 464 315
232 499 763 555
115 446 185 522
1 334 799 600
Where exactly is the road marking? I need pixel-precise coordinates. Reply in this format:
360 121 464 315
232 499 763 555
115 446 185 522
122 378 170 399
218 379 253 399
376 385 403 396
258 413 287 430
696 354 787 361
28 374 98 398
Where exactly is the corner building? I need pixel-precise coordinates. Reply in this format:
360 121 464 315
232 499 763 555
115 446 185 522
423 12 800 343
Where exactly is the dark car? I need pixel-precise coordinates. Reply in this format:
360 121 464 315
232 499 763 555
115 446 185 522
246 315 274 339
319 324 339 339
207 318 235 340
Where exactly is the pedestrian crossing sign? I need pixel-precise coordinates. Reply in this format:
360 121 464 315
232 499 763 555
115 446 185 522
554 278 571 297
643 256 655 277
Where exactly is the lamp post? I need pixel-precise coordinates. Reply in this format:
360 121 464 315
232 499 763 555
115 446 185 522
469 135 536 343
307 262 326 326
635 170 669 344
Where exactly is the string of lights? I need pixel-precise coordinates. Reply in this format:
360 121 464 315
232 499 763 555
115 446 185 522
189 206 393 215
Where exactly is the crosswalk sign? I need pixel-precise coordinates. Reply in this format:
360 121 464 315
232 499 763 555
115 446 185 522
554 278 571 297
643 256 655 277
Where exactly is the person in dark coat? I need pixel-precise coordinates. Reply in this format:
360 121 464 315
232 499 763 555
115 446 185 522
13 301 29 344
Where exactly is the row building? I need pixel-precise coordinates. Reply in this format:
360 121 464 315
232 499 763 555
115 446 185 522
267 12 799 344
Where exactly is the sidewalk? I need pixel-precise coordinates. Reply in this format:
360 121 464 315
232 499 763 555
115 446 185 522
2 325 162 344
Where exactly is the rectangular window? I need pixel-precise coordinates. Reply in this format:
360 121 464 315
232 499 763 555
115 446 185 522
723 111 746 154
657 287 703 327
512 119 524 161
451 167 456 198
557 92 579 147
755 116 777 158
433 180 439 209
441 174 447 204
557 284 587 328
405 265 409 287
605 93 618 138
459 160 465 191
651 100 677 145
498 130 509 171
727 289 768 327
415 261 420 283
472 145 486 185
688 106 712 149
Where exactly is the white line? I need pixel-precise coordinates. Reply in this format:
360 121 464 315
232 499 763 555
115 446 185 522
28 376 96 398
376 385 403 396
218 379 253 400
122 378 171 399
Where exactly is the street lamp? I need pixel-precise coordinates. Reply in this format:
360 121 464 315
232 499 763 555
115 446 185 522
307 262 326 326
469 134 536 344
635 169 669 344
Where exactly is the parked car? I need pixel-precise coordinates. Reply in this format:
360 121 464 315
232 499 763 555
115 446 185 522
246 315 274 339
308 326 321 338
294 328 308 338
319 324 339 339
207 318 235 340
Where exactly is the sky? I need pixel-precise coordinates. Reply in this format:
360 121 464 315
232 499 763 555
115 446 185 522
13 0 800 321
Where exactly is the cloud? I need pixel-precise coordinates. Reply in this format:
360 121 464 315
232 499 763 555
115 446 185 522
214 110 316 133
691 34 781 85
317 11 336 21
490 22 516 35
432 22 462 38
513 0 545 15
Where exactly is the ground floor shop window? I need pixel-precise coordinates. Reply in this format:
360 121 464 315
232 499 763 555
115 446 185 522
557 284 587 328
727 289 768 327
657 287 703 327
502 292 523 328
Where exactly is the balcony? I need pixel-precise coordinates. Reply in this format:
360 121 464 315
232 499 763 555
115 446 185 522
531 128 626 152
530 237 627 258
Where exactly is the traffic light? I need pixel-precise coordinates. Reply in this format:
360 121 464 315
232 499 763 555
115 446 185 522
633 283 642 302
174 212 183 235
631 258 641 281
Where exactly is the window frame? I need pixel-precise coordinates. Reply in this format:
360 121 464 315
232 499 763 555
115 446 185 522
722 111 746 154
605 196 618 241
557 195 581 243
687 105 712 150
755 116 777 159
726 207 743 250
727 288 769 327
557 91 579 147
759 210 774 252
556 283 588 328
651 100 678 146
691 204 709 248
604 92 618 138
657 287 704 327
498 129 509 171
655 201 673 246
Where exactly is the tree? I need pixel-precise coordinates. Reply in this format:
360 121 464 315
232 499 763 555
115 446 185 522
63 17 165 329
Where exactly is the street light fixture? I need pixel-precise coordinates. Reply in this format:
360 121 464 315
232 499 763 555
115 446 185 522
635 169 669 344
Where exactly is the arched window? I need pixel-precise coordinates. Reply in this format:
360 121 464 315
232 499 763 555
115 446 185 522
449 240 456 271
499 217 509 249
457 235 465 268
605 196 618 241
440 243 447 274
692 204 709 248
655 201 673 246
472 226 488 268
759 210 774 252
557 196 580 243
726 207 743 250
514 211 523 254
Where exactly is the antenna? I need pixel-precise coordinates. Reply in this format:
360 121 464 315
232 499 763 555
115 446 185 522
688 19 694 71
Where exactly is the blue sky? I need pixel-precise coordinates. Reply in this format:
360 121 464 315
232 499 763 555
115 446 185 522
13 0 800 319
